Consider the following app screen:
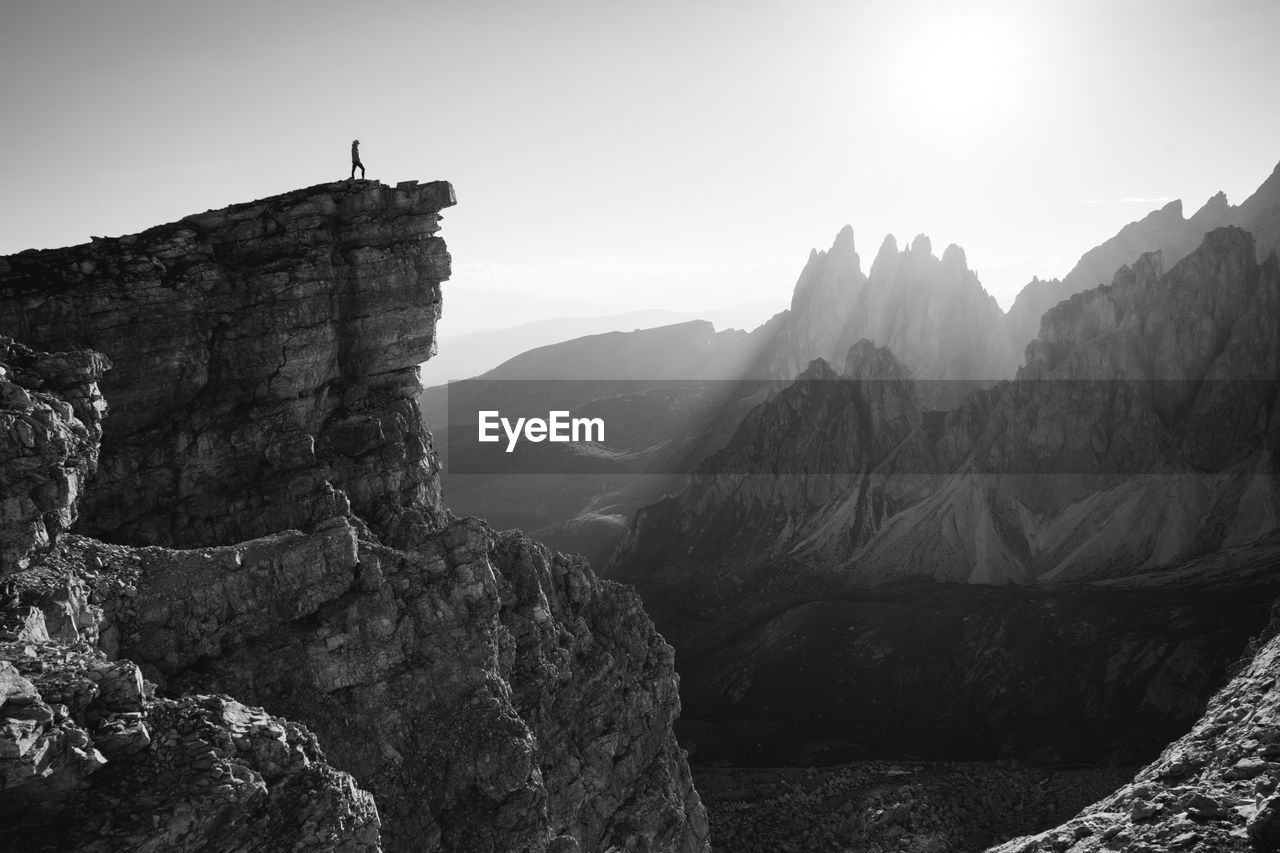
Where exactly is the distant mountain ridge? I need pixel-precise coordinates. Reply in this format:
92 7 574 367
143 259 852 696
604 224 1280 769
752 226 1006 393
419 319 777 566
421 302 777 386
754 160 1280 389
423 162 1280 397
424 161 1280 572
611 226 1280 596
1005 160 1280 369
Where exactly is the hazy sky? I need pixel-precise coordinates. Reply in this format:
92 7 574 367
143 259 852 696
3 0 1279 334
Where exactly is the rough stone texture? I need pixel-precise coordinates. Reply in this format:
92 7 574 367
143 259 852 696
985 617 1280 853
0 182 709 852
0 337 108 576
0 179 455 548
45 521 708 852
0 544 381 852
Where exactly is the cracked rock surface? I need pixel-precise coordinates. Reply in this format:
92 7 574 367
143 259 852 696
0 181 709 852
0 337 108 576
0 180 454 548
0 338 379 851
986 617 1280 853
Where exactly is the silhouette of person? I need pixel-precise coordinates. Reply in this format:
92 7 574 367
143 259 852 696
351 139 365 180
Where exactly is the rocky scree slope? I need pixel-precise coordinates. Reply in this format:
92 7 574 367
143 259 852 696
0 180 709 852
984 614 1280 853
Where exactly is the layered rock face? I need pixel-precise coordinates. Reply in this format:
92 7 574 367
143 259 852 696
0 182 709 852
0 339 381 852
0 337 108 575
0 180 453 548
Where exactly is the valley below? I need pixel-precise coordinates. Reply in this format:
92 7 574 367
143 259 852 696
694 759 1135 853
647 538 1280 769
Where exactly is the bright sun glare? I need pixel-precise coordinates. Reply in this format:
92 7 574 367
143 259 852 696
888 7 1033 129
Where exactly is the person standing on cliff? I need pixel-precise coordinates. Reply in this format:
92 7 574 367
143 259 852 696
350 139 365 180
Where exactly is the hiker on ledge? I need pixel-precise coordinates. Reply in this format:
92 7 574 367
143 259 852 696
350 139 365 180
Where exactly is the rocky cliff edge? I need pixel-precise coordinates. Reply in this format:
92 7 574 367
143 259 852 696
0 180 709 852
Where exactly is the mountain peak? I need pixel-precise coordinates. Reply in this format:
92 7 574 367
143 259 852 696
799 357 838 380
870 234 900 281
843 339 913 382
941 242 968 271
1198 223 1257 258
909 233 933 256
1191 190 1231 223
833 224 856 252
1150 198 1184 222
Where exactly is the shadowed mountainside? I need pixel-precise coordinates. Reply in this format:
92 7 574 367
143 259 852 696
608 226 1280 769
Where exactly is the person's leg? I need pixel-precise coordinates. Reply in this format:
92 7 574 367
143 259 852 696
359 161 365 179
351 162 357 179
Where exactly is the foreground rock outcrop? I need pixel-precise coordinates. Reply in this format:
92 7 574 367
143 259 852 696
0 338 108 576
0 337 381 851
986 614 1280 853
0 181 709 852
1 179 453 548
